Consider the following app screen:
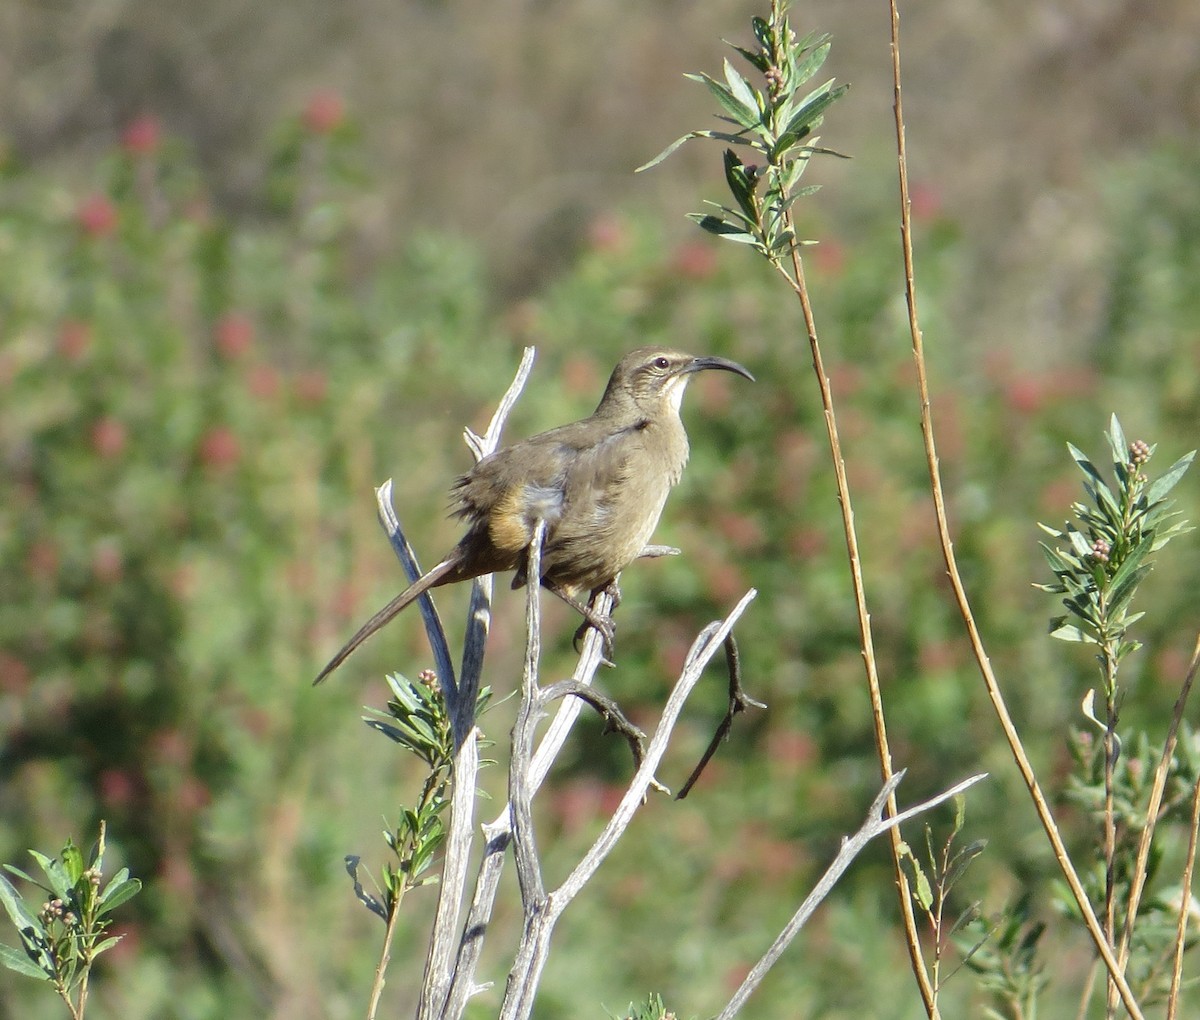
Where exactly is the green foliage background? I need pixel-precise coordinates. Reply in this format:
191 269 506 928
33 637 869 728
1 102 1199 1017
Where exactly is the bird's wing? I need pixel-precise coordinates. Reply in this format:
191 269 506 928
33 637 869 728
448 416 647 560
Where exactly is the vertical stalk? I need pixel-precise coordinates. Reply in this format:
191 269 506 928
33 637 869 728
886 1 1143 1016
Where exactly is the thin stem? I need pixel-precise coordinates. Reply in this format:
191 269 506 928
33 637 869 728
767 222 935 1015
1118 631 1200 977
366 890 405 1020
1102 639 1119 1020
887 0 1142 1015
716 771 987 1020
1166 758 1200 1020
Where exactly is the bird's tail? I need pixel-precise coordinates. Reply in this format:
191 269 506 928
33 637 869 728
313 553 463 685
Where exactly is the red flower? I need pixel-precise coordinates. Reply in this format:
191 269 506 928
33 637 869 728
214 312 255 359
670 240 719 280
120 115 162 156
90 416 128 458
76 194 118 237
293 369 328 405
56 320 93 362
198 426 240 471
302 91 346 134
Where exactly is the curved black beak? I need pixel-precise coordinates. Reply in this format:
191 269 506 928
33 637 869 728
684 355 755 382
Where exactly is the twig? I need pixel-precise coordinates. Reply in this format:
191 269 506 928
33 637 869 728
499 591 759 1020
440 590 616 1020
766 58 935 1020
1167 752 1200 1020
416 348 536 1020
1119 632 1200 975
886 2 1143 1016
374 483 457 716
539 679 648 773
715 770 989 1020
677 632 766 800
510 520 549 911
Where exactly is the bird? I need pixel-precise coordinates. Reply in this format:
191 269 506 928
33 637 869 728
314 346 753 684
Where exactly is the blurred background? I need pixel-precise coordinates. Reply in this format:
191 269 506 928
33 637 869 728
1 0 1198 1017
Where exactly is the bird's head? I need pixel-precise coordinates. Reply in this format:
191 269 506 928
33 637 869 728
598 346 754 418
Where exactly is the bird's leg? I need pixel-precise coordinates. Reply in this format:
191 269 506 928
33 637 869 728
542 580 616 661
570 581 622 663
675 632 767 799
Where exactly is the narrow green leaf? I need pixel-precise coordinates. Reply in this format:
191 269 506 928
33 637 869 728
1107 533 1152 596
90 935 123 959
685 73 760 129
1145 450 1195 505
1106 414 1128 467
0 875 52 976
2 866 37 886
1151 518 1195 550
0 941 51 980
776 83 847 152
1067 443 1117 506
722 59 761 119
947 900 983 939
1039 541 1079 576
0 874 46 939
751 15 771 50
61 842 84 886
27 852 67 898
1050 623 1091 643
97 878 141 914
1066 528 1093 560
687 214 758 244
725 42 771 74
635 134 699 173
723 149 758 221
1108 564 1151 619
790 41 831 89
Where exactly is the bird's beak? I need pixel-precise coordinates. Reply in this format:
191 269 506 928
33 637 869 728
684 356 755 382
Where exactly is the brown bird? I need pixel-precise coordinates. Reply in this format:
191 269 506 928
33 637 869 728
314 346 753 684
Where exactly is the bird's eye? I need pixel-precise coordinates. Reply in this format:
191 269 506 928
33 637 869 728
653 356 670 370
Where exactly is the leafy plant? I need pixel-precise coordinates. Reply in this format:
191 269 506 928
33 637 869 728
638 0 847 266
0 823 141 1020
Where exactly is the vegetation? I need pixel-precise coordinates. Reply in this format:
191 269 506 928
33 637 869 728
2 3 1200 1017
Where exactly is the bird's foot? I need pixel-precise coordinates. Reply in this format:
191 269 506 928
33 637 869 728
572 609 616 665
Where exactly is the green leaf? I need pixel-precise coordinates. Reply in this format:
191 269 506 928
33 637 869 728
61 841 84 886
1066 528 1094 561
2 866 37 886
635 129 754 173
751 15 771 50
789 40 831 89
0 941 51 981
1050 622 1092 643
684 73 760 130
1107 533 1153 598
1067 443 1116 508
635 134 697 173
1145 450 1195 505
722 59 761 119
723 149 758 221
725 42 770 74
946 840 988 890
0 875 52 976
27 851 70 903
1106 414 1128 467
774 83 847 155
0 873 45 938
97 877 141 913
947 900 983 939
687 214 759 244
89 935 123 959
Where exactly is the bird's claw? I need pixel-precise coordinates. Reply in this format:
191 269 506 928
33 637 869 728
573 611 616 664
